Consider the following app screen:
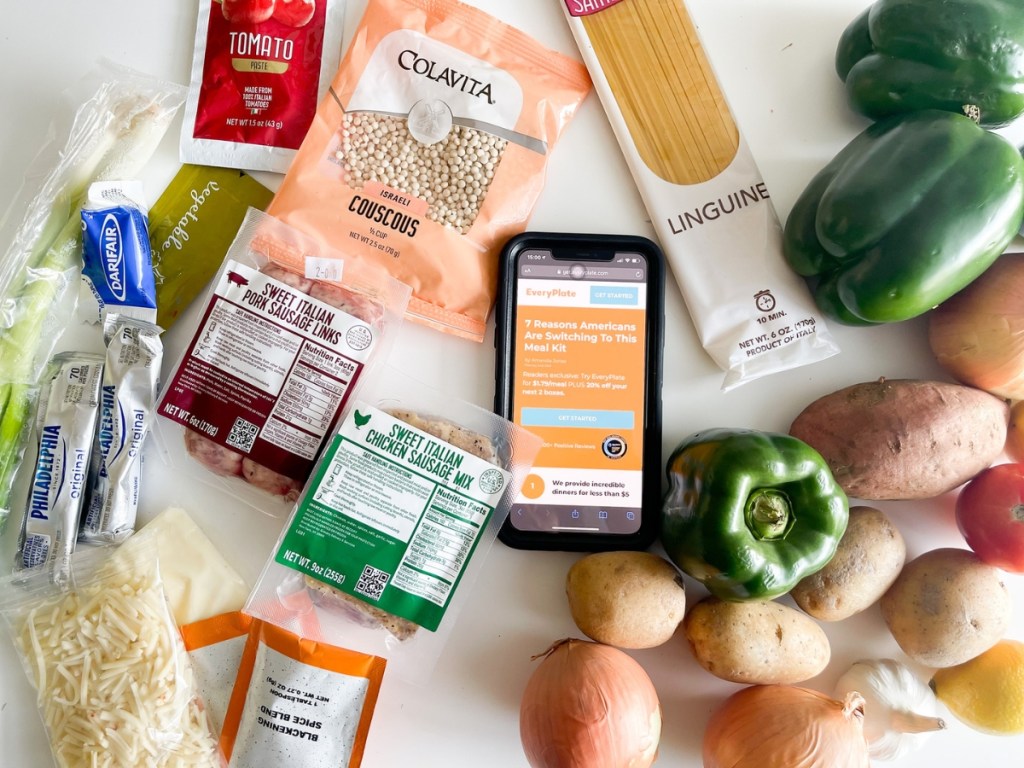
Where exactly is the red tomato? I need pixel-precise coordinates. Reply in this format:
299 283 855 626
956 463 1024 572
273 0 315 27
222 0 276 24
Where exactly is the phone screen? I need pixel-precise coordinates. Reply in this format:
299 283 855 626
506 247 650 535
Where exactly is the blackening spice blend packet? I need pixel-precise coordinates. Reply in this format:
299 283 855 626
267 0 592 341
218 619 385 768
181 611 255 737
181 0 347 173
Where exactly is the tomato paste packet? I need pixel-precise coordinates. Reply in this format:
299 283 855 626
267 0 592 341
154 208 411 512
218 619 385 768
181 0 347 173
246 365 542 682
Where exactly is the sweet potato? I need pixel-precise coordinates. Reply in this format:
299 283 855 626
789 378 1008 500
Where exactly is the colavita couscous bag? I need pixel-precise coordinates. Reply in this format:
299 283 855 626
267 0 591 341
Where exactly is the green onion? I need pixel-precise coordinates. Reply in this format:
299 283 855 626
0 71 186 531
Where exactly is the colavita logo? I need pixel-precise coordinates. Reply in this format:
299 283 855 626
101 213 127 301
398 49 495 104
564 0 624 17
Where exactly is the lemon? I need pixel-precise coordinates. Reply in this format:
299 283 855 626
930 639 1024 734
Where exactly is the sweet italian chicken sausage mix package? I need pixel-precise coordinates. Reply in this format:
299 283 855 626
267 0 591 341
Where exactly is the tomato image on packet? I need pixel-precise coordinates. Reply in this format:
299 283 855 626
181 0 346 173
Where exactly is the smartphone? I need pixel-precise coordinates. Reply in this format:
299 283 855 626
495 232 665 551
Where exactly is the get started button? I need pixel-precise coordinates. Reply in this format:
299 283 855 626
520 408 635 430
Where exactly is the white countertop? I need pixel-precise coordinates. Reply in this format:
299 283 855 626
1 0 1022 765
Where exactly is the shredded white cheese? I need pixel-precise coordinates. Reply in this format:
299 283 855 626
14 568 221 767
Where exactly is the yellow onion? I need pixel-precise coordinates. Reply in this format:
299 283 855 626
928 254 1024 400
519 638 661 768
703 684 870 768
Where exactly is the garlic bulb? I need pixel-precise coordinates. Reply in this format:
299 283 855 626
834 659 945 761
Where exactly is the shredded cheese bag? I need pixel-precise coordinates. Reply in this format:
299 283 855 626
267 0 592 341
218 619 385 768
0 543 219 768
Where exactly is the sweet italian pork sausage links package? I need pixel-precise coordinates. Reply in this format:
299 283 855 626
267 0 592 341
246 366 543 683
154 208 411 513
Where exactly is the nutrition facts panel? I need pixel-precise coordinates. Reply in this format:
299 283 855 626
268 345 360 456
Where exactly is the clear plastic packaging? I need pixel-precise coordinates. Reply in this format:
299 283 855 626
246 365 543 683
0 61 186 532
154 208 412 514
0 542 220 768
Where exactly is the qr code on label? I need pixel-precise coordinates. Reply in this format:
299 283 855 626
225 417 259 452
355 564 390 601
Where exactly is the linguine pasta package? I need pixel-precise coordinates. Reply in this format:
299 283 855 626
560 0 839 390
267 0 591 341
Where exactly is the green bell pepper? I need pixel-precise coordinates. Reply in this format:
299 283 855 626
661 428 848 602
837 0 1024 128
783 109 1024 325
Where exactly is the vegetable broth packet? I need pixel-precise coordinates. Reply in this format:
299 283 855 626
15 352 104 579
154 208 411 513
0 542 220 768
218 618 385 768
246 365 542 683
181 0 347 173
78 180 158 325
149 164 275 330
267 0 592 341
